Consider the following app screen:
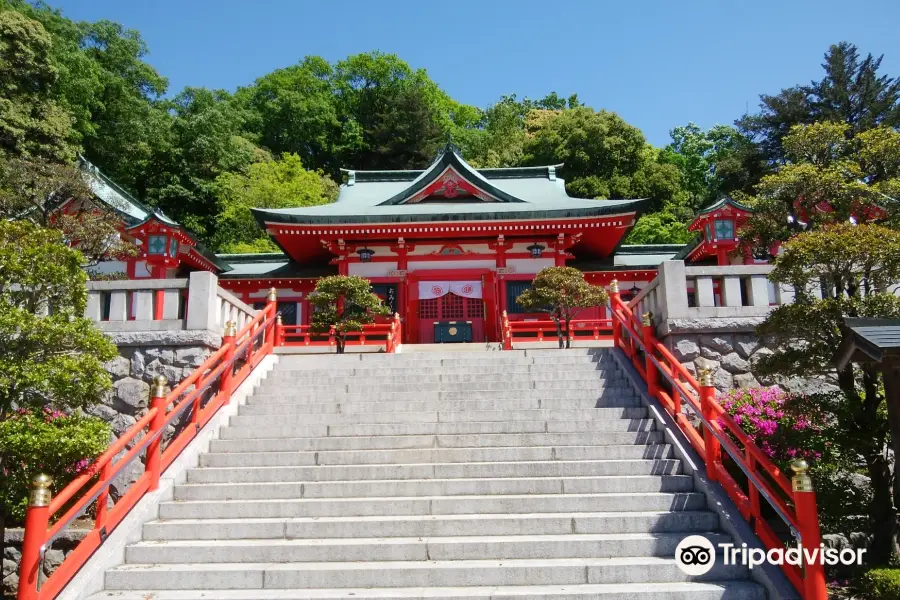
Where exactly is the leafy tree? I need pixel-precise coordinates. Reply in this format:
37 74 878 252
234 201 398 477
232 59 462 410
0 9 77 162
738 42 900 165
212 153 337 252
515 267 608 349
742 122 900 249
755 223 900 563
0 157 134 265
522 107 684 210
308 275 390 354
625 203 696 245
145 87 265 237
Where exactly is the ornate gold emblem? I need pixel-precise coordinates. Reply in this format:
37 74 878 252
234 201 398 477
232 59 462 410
448 327 458 336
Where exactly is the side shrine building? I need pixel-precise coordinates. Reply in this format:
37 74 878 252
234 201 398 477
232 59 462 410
81 144 759 345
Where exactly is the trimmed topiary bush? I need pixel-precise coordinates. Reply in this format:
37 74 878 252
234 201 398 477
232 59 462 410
0 408 110 524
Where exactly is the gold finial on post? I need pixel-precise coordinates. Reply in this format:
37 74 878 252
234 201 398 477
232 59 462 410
223 321 237 337
276 314 283 325
151 375 168 398
267 287 277 302
609 279 619 294
791 459 814 492
28 474 53 507
698 368 714 387
641 311 653 327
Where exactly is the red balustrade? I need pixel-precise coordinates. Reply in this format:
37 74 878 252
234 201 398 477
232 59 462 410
608 287 827 600
274 313 402 353
500 310 612 350
17 297 279 600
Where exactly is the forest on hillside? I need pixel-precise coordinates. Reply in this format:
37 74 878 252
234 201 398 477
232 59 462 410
1 0 899 254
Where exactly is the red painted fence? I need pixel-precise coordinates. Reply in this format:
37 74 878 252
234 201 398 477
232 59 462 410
17 296 401 600
275 313 403 352
606 285 827 600
500 311 612 349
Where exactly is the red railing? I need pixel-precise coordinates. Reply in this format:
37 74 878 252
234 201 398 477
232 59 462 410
274 313 403 353
500 310 612 350
608 287 826 600
17 297 279 600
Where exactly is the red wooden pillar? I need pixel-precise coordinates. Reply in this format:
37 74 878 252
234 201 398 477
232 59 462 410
17 474 53 600
264 288 277 349
641 312 658 399
220 321 237 398
699 369 721 482
406 273 419 344
792 460 828 600
482 270 499 342
146 376 168 490
609 279 621 349
151 264 166 320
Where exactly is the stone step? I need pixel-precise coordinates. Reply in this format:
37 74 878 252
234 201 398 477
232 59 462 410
186 459 684 484
254 379 627 395
218 419 657 440
86 581 766 600
173 475 694 501
209 431 666 454
158 492 709 520
246 388 638 404
199 443 674 468
237 398 640 415
261 369 621 384
103 557 748 590
125 532 732 564
229 408 649 427
269 361 617 377
142 510 720 541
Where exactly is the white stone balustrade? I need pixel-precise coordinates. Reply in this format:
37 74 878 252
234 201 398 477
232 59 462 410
85 271 256 334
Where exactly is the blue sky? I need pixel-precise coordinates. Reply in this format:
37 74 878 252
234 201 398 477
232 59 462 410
52 0 900 147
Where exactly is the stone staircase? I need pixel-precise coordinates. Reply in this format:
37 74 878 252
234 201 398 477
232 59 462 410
89 348 764 600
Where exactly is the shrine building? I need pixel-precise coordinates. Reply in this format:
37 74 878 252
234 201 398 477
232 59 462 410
78 145 757 345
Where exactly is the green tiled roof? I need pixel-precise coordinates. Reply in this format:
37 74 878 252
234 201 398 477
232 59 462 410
697 197 753 215
253 145 648 226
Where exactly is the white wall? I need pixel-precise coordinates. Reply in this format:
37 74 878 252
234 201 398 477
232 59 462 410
407 259 496 272
349 261 399 277
506 258 555 274
88 260 128 275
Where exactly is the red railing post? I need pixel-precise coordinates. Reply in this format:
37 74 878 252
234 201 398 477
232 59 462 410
220 321 237 399
792 460 828 600
501 311 512 350
609 280 621 348
17 474 52 600
95 462 111 531
641 311 659 399
274 314 284 347
265 288 277 349
699 369 721 482
146 376 168 491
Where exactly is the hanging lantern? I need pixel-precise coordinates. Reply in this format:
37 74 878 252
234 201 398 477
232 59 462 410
527 242 545 259
357 247 374 263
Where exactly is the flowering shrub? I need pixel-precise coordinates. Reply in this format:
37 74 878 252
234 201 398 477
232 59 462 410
717 386 825 468
0 408 110 523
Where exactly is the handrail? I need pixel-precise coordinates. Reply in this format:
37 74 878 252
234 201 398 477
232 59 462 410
274 313 402 353
607 283 827 600
500 312 613 349
17 293 280 600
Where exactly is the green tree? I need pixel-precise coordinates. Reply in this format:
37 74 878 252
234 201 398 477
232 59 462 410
212 153 337 252
738 42 900 165
309 275 390 354
515 267 608 349
0 9 77 162
522 107 684 210
742 122 900 249
755 224 900 564
624 204 696 245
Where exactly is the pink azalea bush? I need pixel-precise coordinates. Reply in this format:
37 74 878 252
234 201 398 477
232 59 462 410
0 408 110 523
717 386 825 468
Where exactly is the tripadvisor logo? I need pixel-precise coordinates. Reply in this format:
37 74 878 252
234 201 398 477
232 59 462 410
675 535 866 576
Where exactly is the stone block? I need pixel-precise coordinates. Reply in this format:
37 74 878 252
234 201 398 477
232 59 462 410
86 402 119 421
749 347 774 368
699 346 722 361
143 347 175 363
103 356 131 379
694 356 720 373
108 413 137 438
175 346 210 368
733 373 759 389
699 335 733 354
734 335 760 359
715 369 734 391
671 338 700 361
143 359 185 385
130 349 146 379
720 352 750 374
113 377 150 409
